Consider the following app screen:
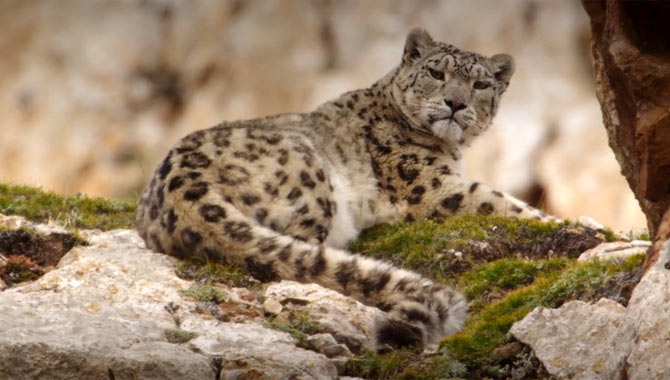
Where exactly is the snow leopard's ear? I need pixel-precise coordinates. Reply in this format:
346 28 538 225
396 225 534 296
490 54 515 93
403 28 434 64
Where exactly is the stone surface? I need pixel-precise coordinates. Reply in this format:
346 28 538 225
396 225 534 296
626 240 670 380
264 281 381 353
582 0 670 236
577 240 651 262
0 226 344 380
510 298 632 380
0 0 645 231
512 239 670 380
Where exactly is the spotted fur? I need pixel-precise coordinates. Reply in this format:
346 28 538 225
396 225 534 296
137 28 554 350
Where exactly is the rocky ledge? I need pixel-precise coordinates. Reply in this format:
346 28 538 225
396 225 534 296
0 207 665 380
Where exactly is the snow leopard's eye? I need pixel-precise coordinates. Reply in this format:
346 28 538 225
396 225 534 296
473 81 491 90
428 68 444 81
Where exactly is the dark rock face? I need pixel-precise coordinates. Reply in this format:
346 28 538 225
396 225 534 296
582 1 670 242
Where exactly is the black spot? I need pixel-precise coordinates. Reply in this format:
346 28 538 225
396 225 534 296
469 182 480 193
296 205 309 215
184 181 208 201
157 184 165 207
492 191 504 197
241 193 260 205
278 149 289 165
199 204 226 223
317 198 333 218
315 224 328 243
335 259 357 291
275 170 289 185
263 183 279 197
394 278 410 292
402 308 431 324
315 169 326 182
187 171 202 179
375 319 424 349
300 171 316 188
265 134 283 145
404 213 415 222
168 176 185 192
293 250 309 280
376 301 395 312
478 202 495 215
441 193 464 213
218 164 250 185
180 151 211 169
149 205 159 220
180 228 202 250
157 154 172 179
165 208 178 234
212 130 231 148
310 247 327 277
424 156 437 165
360 269 391 296
511 205 523 213
258 237 277 254
244 257 279 282
300 218 316 228
406 186 425 205
287 187 302 202
431 177 441 189
255 208 268 224
224 221 253 242
438 165 451 175
397 154 420 184
278 244 292 262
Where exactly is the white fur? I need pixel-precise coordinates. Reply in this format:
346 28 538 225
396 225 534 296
431 119 462 144
324 170 360 249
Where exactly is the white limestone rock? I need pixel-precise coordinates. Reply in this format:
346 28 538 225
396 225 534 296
0 228 340 380
577 240 651 262
626 240 670 380
264 281 382 352
510 298 633 380
512 240 670 380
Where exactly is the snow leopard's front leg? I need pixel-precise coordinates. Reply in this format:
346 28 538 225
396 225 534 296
405 174 558 222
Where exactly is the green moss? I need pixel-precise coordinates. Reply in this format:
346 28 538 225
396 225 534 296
442 253 645 366
264 312 321 348
459 258 569 313
346 349 468 380
0 183 135 230
164 328 199 344
176 259 259 288
178 284 228 303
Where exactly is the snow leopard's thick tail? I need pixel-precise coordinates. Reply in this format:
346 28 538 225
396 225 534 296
137 180 467 350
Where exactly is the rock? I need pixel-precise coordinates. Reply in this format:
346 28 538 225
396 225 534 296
512 239 670 380
577 240 651 262
510 298 632 380
187 324 337 380
306 333 352 359
264 281 380 353
491 341 524 360
262 297 283 315
583 0 670 236
0 228 339 380
626 240 670 380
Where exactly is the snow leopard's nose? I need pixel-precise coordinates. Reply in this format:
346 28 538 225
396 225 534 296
444 99 466 112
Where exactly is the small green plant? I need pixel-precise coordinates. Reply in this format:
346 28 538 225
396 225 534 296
176 259 259 288
264 312 321 348
164 328 198 344
178 284 228 303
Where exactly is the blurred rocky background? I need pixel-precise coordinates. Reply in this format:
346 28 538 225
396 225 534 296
0 0 646 232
